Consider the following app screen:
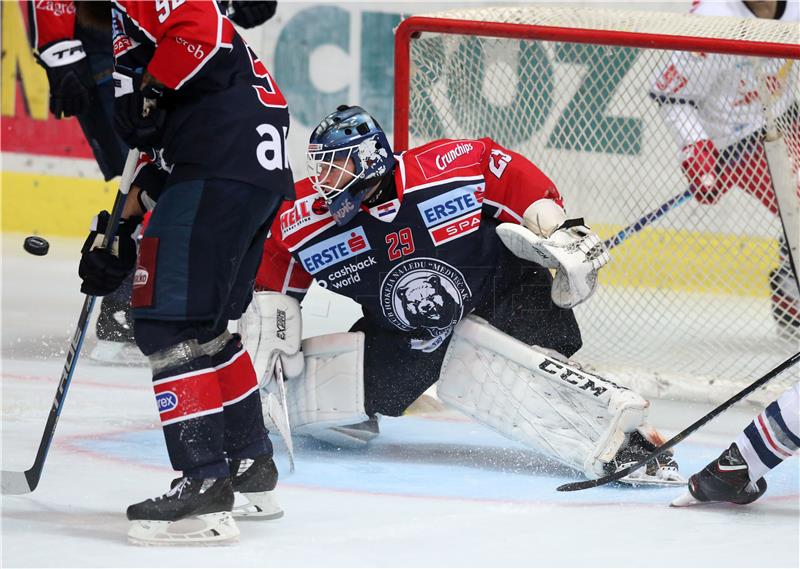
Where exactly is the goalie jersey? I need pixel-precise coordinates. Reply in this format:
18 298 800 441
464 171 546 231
258 138 563 352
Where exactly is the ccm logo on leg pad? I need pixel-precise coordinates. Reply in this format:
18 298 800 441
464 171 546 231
538 358 625 397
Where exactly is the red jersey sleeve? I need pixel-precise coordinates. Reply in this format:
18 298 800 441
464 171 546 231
478 138 563 223
30 1 77 49
256 201 313 299
114 0 231 89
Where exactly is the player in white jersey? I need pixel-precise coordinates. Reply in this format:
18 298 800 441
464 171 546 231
650 0 800 334
672 382 799 506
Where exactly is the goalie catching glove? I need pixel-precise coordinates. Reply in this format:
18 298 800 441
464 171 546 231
496 199 610 308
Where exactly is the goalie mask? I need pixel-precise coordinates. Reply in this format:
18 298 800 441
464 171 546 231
307 105 396 226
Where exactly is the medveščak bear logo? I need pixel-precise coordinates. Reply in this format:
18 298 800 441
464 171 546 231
380 258 472 352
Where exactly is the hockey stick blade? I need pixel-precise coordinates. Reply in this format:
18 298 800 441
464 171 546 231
1 471 34 495
557 351 800 492
2 150 139 496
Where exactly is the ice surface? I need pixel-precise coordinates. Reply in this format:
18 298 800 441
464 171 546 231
2 236 798 567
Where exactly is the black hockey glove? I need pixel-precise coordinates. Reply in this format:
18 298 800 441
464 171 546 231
36 40 95 119
225 0 277 28
113 68 167 149
79 211 142 297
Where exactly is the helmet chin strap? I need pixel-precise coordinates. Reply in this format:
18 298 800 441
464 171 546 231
362 174 396 207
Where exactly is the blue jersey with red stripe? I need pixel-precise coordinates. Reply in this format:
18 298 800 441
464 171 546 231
258 138 562 352
112 0 293 193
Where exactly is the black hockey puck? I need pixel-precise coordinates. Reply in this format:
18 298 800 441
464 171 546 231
23 236 50 256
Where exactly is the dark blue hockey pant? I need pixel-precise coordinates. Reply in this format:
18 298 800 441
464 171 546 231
132 176 282 479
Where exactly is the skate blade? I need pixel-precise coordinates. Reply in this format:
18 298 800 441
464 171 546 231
619 471 687 487
128 512 239 546
670 492 702 507
233 490 284 520
90 340 148 366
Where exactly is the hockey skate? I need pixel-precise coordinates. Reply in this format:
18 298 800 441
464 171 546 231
229 455 283 519
768 266 800 340
671 443 767 507
607 429 685 486
127 477 239 546
310 415 380 448
90 297 148 366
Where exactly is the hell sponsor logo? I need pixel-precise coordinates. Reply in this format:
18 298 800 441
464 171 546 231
298 226 371 275
414 140 485 180
280 195 330 238
417 184 484 246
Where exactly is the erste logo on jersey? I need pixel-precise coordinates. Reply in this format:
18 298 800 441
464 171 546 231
280 195 330 238
417 184 484 246
380 258 472 353
414 140 486 180
298 227 371 274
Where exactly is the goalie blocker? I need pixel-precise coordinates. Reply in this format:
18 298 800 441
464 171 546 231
241 292 683 483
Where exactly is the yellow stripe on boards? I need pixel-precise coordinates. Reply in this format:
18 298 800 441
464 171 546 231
1 171 118 237
594 223 777 298
0 172 778 298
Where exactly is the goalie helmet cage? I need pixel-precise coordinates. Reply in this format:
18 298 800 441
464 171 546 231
394 6 800 406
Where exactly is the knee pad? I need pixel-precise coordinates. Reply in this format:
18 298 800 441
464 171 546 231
147 330 234 376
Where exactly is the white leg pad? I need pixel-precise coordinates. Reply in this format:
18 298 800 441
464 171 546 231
436 316 649 478
287 332 368 436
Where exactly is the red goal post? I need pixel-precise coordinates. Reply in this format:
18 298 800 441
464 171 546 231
393 7 800 405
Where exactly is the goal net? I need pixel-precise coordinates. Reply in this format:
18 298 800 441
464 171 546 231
395 6 800 405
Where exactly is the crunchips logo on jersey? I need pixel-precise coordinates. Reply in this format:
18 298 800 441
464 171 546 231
298 227 371 274
280 196 330 238
415 140 486 180
417 184 484 246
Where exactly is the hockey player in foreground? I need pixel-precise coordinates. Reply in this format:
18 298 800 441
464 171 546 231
650 0 800 335
248 105 685 486
75 0 294 545
28 0 281 366
673 382 799 506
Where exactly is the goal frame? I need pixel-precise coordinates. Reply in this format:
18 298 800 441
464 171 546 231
393 15 800 151
392 10 800 404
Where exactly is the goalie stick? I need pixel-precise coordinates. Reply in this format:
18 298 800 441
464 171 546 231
2 149 140 496
556 350 800 492
604 188 693 250
605 62 796 252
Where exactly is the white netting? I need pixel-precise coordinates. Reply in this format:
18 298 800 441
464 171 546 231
417 6 800 46
402 7 800 405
